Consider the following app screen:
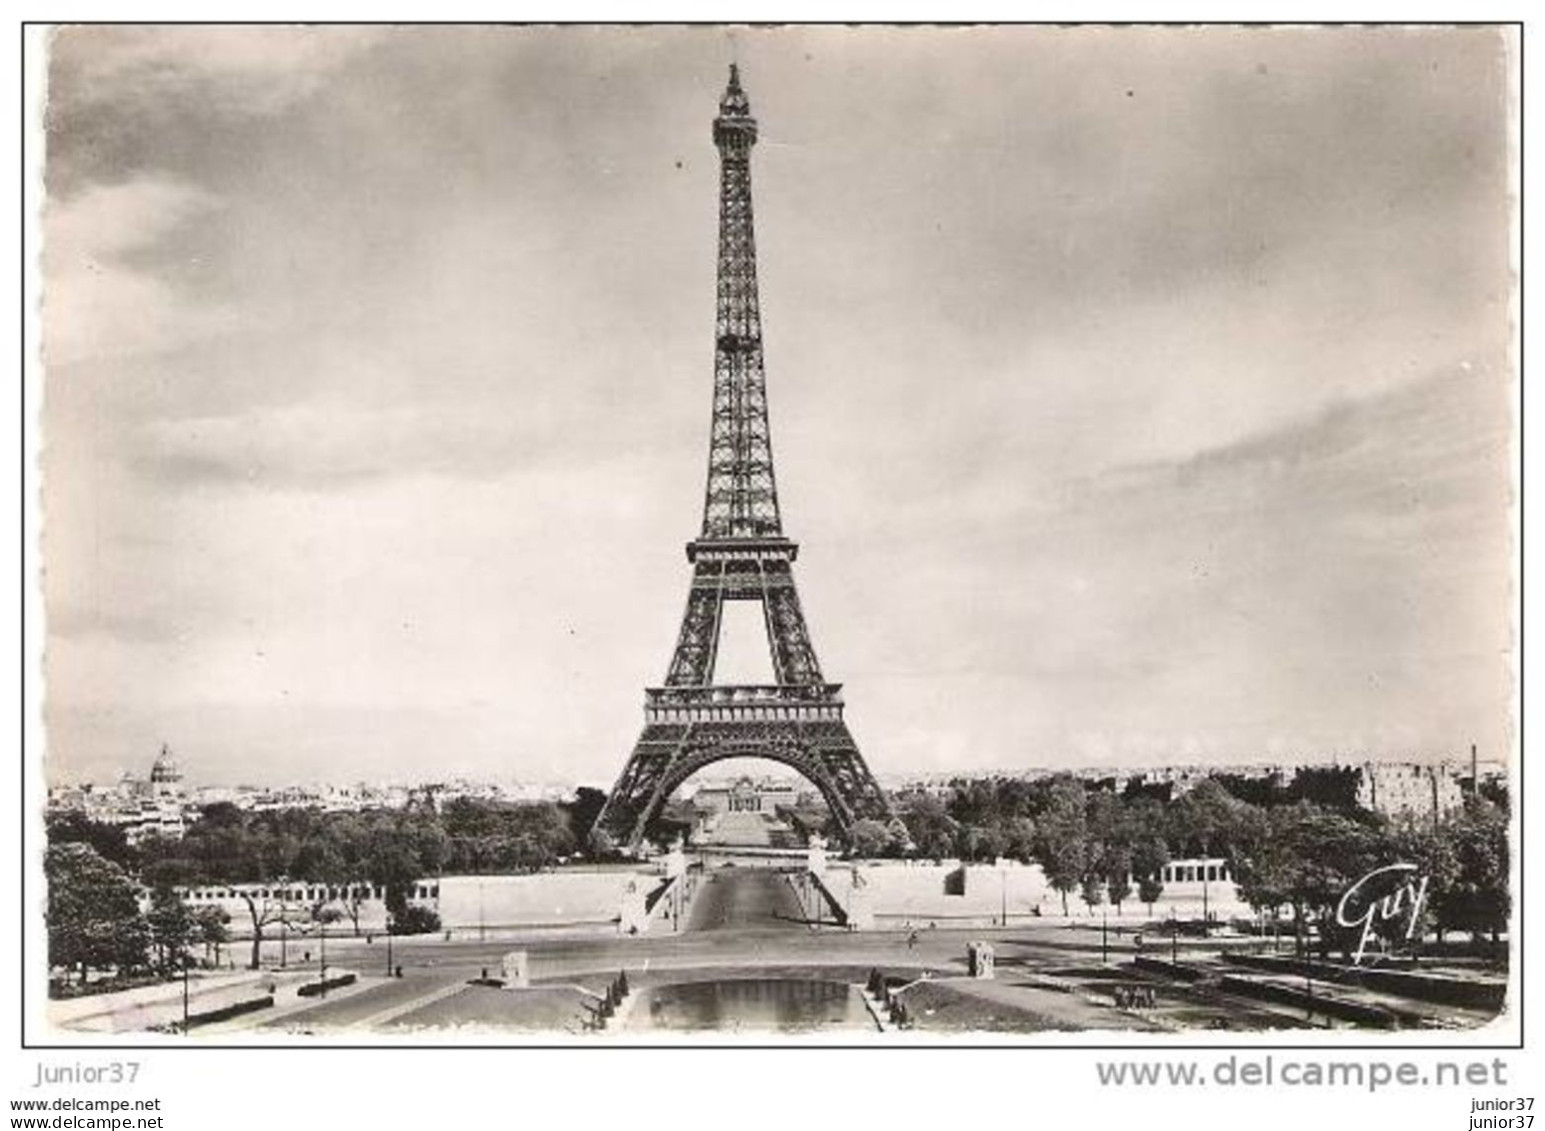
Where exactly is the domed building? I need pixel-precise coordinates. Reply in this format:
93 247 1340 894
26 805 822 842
116 744 189 843
149 743 182 797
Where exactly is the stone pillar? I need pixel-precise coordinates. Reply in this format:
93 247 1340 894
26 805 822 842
501 950 529 989
968 941 995 979
664 836 687 880
619 880 650 936
807 833 828 875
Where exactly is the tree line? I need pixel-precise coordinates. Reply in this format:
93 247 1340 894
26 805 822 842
848 773 1509 958
45 789 605 988
44 773 1509 988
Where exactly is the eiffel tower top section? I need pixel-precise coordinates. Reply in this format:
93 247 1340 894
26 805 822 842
696 64 785 550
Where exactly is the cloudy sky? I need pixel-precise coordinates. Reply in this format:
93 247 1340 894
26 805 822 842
40 25 1514 787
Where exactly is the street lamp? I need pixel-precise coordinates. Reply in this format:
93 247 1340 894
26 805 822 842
1202 857 1210 933
181 950 190 1034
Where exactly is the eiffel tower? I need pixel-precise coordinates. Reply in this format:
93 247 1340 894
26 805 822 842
592 66 895 852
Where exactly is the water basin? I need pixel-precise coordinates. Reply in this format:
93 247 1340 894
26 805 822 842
629 977 873 1033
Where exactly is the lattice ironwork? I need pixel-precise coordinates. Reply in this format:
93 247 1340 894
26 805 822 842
592 66 893 852
703 63 779 542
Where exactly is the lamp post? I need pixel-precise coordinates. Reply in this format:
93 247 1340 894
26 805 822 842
1000 866 1007 928
1202 860 1210 933
279 916 288 969
1102 910 1109 965
181 950 190 1033
318 921 327 998
385 911 394 977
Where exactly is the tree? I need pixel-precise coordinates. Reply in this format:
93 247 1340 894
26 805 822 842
1126 797 1171 918
1137 874 1165 915
1435 796 1509 947
563 787 609 849
1287 765 1362 813
1477 777 1510 814
1000 816 1037 863
959 823 1006 863
139 854 203 890
1122 776 1173 804
1233 801 1385 959
1079 874 1105 914
1380 816 1459 953
1172 779 1244 861
292 824 370 935
900 795 958 862
1104 849 1133 914
45 811 137 872
180 820 294 969
1232 804 1299 922
1086 791 1134 914
390 905 442 936
849 819 891 859
236 889 293 971
1291 808 1387 960
1172 779 1254 929
1033 777 1088 916
589 826 619 859
45 843 148 986
291 828 347 886
367 822 428 919
194 905 230 967
145 886 195 974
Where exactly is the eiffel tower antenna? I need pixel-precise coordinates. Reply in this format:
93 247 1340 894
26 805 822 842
592 67 894 852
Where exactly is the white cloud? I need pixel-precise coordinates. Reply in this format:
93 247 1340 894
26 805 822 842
50 26 387 117
42 176 230 365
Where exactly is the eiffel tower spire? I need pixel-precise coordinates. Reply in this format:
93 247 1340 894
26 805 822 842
592 67 894 853
704 62 778 540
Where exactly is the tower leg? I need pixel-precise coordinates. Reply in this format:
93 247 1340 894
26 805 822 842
664 563 725 686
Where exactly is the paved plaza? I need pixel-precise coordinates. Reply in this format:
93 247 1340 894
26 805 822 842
175 864 1494 1038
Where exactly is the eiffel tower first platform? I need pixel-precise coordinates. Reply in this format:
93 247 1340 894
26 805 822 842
592 67 895 852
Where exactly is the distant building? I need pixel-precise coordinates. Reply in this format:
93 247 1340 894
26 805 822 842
692 776 798 815
170 879 440 936
1157 856 1234 887
1354 761 1466 823
46 744 193 844
149 745 182 791
887 757 1502 823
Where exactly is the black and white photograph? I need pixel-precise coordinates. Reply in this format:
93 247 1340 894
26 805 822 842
25 22 1519 1052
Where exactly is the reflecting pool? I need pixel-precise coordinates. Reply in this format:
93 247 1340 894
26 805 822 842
630 978 873 1032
